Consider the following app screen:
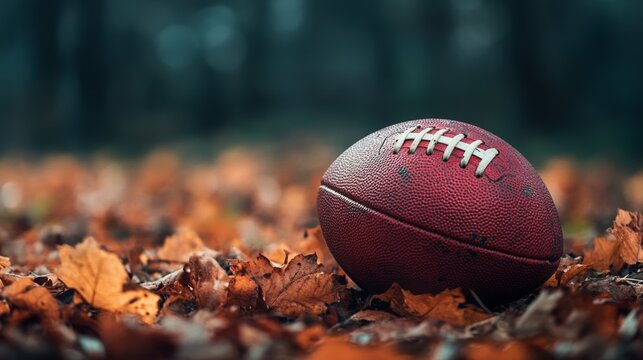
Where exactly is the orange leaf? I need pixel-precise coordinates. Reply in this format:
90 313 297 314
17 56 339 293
614 226 641 265
158 228 205 263
545 256 590 287
307 336 411 360
373 284 492 326
55 237 160 324
186 253 228 310
464 341 537 360
226 274 263 312
584 237 623 272
610 209 642 265
229 254 346 317
301 226 336 269
0 255 10 275
1 278 60 323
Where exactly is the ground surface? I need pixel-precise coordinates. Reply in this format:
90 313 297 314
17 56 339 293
0 147 641 359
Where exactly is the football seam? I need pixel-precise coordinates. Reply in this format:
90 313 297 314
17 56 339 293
319 183 558 264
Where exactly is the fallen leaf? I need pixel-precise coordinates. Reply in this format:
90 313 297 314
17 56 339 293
294 323 326 350
55 237 160 324
348 310 399 323
0 300 9 316
560 264 591 286
158 228 205 263
514 290 563 337
1 278 59 323
0 255 10 274
609 209 642 265
301 226 336 269
584 237 623 272
186 253 228 310
263 243 296 266
613 208 642 229
99 313 178 360
306 336 412 360
0 255 9 289
372 284 492 327
582 276 637 302
229 254 346 317
554 292 622 341
614 226 641 265
545 256 590 287
349 318 435 344
464 341 544 360
225 273 264 312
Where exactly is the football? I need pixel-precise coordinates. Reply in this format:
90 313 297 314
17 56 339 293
317 119 563 303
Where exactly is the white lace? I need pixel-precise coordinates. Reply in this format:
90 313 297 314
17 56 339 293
393 125 499 177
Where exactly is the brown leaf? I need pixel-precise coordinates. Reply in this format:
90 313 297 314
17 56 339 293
584 237 623 272
560 264 591 286
613 208 642 229
582 276 637 301
610 209 642 265
348 310 399 323
294 323 326 350
229 254 346 317
55 237 160 324
464 341 543 360
263 243 296 266
99 313 178 360
0 300 9 316
186 253 228 310
1 278 59 322
545 256 591 287
0 255 10 274
307 336 412 360
373 284 492 326
158 228 205 263
301 226 336 269
514 290 563 337
614 227 641 265
226 274 264 312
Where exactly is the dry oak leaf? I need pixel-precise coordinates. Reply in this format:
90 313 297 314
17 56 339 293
55 237 160 324
610 209 643 265
229 253 346 317
1 278 60 322
158 227 205 263
373 283 492 327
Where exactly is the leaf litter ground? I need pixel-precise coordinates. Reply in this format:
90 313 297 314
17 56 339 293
0 149 641 360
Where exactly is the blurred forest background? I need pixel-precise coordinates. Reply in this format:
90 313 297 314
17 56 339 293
0 0 642 167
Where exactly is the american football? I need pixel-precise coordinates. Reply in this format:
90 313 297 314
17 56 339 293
317 119 563 303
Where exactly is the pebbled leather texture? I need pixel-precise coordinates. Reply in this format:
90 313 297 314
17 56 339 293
317 119 563 303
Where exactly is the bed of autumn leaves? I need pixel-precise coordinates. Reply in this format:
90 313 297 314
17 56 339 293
0 145 641 360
